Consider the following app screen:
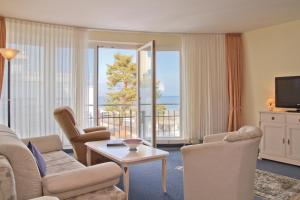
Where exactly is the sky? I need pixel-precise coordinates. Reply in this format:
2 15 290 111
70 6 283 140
96 48 180 97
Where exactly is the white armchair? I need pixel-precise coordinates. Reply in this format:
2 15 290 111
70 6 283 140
181 126 262 200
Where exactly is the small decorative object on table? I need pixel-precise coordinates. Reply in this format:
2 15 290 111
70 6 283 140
123 139 143 151
266 98 275 111
107 139 125 147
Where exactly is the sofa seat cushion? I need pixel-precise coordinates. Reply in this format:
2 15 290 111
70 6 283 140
65 186 126 200
42 151 84 175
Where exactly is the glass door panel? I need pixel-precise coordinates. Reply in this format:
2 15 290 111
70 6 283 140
97 47 137 139
137 40 156 147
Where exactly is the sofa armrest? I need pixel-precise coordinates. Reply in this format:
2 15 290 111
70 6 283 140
83 126 106 133
72 131 110 143
203 132 235 143
42 162 121 194
22 135 63 153
0 155 17 200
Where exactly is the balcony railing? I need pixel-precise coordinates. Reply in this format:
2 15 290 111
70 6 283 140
85 103 180 139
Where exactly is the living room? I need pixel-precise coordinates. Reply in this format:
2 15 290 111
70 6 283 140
0 0 300 200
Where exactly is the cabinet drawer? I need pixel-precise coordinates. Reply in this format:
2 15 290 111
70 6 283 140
260 113 285 123
287 115 300 124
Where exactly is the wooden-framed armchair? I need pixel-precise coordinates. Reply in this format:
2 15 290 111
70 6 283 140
54 106 110 165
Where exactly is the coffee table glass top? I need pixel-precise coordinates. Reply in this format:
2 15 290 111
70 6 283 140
85 140 169 164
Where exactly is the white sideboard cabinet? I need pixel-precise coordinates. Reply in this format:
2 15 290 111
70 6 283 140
259 111 300 166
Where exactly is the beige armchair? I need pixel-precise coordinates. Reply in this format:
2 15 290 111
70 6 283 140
54 106 110 165
181 126 262 200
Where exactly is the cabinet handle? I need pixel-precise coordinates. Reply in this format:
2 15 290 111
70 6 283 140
271 117 275 120
283 138 285 144
288 139 290 145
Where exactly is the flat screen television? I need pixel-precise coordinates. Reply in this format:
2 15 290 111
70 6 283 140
275 76 300 112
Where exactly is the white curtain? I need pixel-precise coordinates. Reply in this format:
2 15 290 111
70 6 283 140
0 18 88 145
181 34 228 143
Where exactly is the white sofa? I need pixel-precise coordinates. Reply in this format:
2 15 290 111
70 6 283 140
181 126 262 200
0 124 126 200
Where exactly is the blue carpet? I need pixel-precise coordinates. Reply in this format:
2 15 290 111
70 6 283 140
117 148 183 200
115 147 300 200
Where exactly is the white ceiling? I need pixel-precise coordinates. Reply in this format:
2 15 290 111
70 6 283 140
1 0 300 33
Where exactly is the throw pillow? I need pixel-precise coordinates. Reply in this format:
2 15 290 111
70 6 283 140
27 141 47 177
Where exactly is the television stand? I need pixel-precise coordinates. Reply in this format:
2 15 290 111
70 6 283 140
259 111 300 166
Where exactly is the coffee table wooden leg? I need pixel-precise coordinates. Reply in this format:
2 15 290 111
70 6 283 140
87 148 92 166
123 166 129 199
162 158 167 193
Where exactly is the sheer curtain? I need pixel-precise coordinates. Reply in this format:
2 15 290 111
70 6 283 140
0 18 88 145
0 16 5 97
181 34 228 143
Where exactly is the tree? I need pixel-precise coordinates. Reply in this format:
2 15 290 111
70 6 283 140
105 53 166 115
105 53 136 114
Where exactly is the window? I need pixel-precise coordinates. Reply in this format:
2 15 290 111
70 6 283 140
156 50 181 138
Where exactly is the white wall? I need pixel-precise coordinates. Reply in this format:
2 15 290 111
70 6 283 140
242 20 300 126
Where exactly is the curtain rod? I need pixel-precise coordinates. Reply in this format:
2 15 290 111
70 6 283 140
4 17 236 35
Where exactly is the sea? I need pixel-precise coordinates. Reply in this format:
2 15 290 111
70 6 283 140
99 96 180 111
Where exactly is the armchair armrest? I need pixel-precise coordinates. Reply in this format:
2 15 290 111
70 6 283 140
22 135 63 153
203 132 235 143
42 162 121 194
83 126 107 133
72 131 110 143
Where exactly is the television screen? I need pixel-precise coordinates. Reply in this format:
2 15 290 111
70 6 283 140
275 76 300 109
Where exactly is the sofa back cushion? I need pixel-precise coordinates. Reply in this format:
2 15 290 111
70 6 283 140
22 135 63 154
0 124 42 200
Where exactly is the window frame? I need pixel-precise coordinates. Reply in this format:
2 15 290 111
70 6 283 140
87 41 184 141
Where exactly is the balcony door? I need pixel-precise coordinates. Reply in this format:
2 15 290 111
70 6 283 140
92 41 158 146
137 40 156 147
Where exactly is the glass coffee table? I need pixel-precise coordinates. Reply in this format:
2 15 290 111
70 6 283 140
85 140 169 198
